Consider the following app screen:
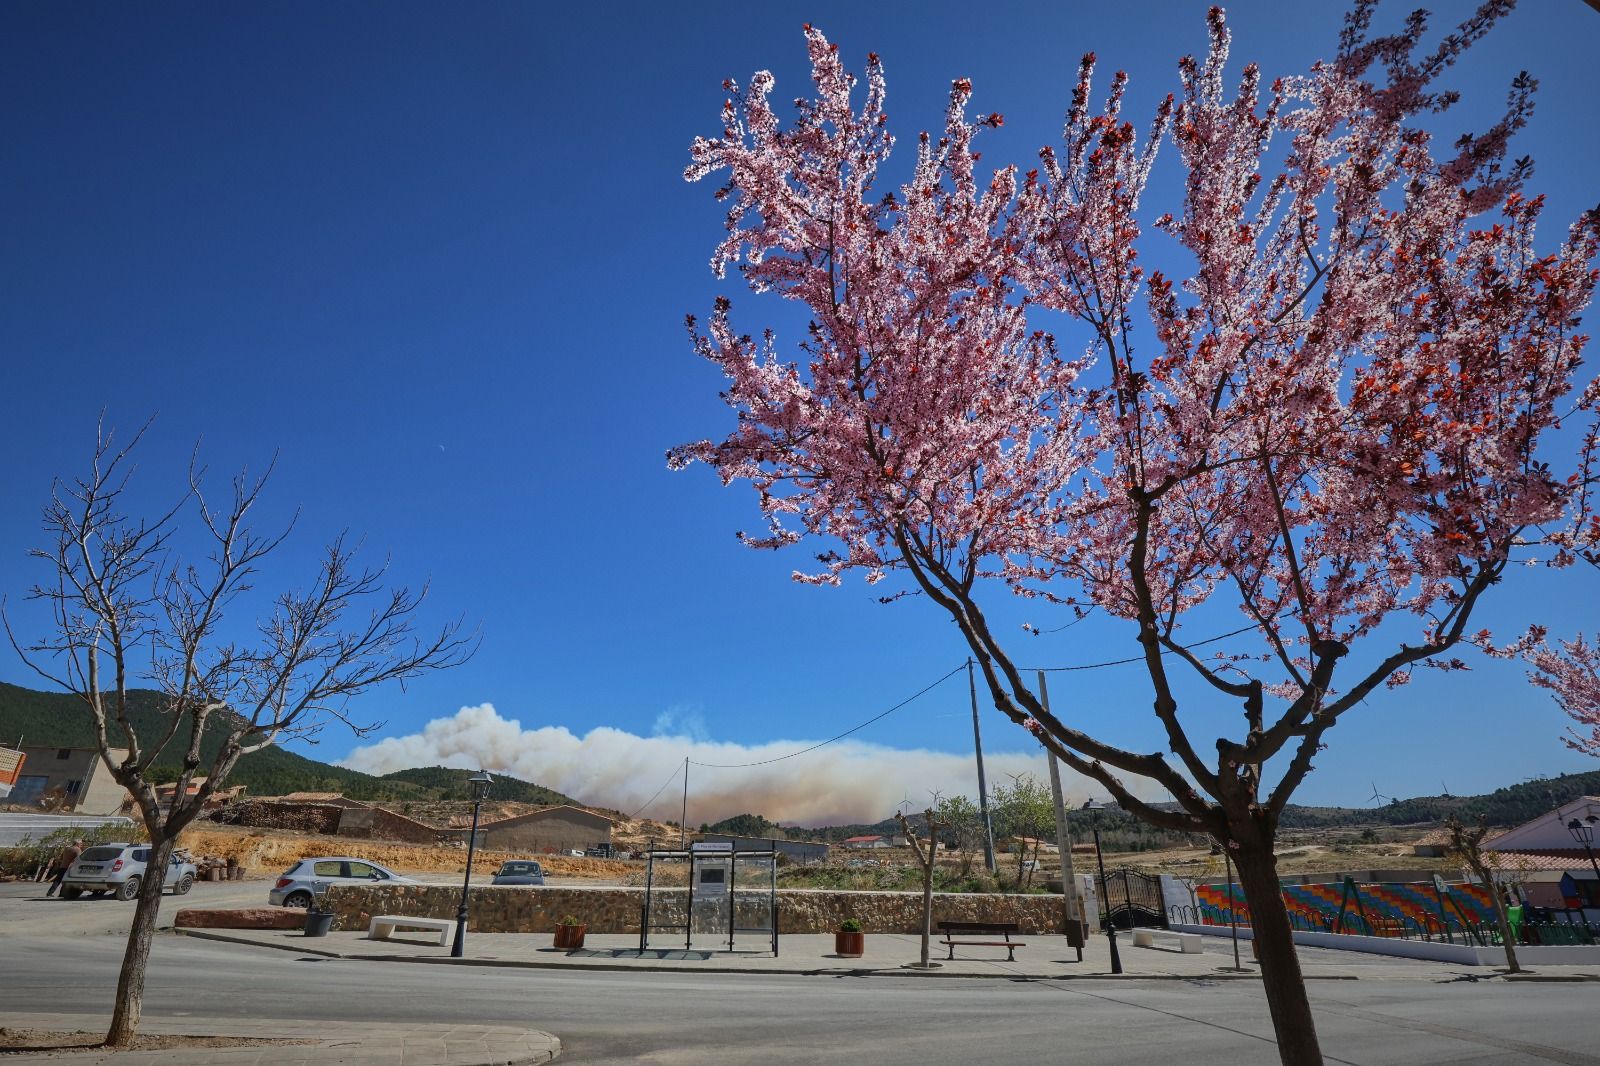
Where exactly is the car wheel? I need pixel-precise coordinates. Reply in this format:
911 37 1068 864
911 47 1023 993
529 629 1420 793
116 877 142 901
284 891 314 909
60 886 84 900
173 874 194 896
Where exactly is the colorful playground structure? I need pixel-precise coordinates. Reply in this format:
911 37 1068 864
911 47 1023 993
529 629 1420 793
1190 878 1498 939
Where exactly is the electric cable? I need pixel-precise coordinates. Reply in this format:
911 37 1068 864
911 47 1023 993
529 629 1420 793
625 762 685 820
689 661 969 768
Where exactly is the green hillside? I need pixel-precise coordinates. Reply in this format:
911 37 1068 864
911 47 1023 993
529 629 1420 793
378 766 578 807
0 682 572 805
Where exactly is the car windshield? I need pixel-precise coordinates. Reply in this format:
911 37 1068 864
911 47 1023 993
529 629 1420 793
498 862 539 875
80 847 122 862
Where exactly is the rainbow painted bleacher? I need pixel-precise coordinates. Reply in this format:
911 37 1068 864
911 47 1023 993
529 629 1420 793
1192 880 1495 938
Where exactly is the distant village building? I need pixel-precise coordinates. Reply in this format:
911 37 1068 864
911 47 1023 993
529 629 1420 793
468 805 616 854
8 745 129 815
1482 795 1600 914
1410 828 1452 858
840 834 906 850
700 833 829 864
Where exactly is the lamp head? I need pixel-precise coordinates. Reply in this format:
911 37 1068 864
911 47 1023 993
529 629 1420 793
468 769 494 803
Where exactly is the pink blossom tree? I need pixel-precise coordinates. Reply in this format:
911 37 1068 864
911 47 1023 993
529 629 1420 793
672 6 1599 1064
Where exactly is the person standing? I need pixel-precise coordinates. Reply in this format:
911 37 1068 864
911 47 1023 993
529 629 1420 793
44 839 83 898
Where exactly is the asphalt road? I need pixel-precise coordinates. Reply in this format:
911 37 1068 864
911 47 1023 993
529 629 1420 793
4 917 1600 1066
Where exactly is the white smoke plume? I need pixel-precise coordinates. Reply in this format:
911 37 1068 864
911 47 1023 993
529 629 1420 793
338 703 1115 827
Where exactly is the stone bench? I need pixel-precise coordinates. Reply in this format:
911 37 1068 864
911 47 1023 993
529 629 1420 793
1131 928 1202 953
367 915 453 946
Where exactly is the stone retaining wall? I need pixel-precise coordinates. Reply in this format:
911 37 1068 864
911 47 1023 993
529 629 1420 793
323 884 1067 935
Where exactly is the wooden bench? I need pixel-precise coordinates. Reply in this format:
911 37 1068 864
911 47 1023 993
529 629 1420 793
367 915 453 946
937 920 1026 961
1131 928 1202 953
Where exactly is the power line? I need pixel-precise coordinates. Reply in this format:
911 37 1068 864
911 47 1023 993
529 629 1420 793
689 661 969 769
1025 620 1265 672
625 762 685 821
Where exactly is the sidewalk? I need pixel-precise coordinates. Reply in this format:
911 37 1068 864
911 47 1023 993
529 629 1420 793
0 1013 560 1065
174 926 1558 981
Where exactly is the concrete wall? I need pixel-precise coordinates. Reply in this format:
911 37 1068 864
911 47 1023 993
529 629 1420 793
323 883 1071 935
479 809 613 854
15 746 128 815
337 806 440 845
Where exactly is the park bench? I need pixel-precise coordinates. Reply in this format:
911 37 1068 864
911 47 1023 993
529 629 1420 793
937 920 1026 961
1131 928 1202 953
367 915 453 946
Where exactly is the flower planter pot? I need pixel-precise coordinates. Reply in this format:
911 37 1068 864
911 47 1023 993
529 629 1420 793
303 910 335 938
835 930 864 958
553 924 587 951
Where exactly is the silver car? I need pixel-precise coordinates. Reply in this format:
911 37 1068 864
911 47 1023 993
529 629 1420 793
61 843 196 901
268 856 417 908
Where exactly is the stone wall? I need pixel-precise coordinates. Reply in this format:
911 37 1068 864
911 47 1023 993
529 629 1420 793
210 800 342 835
323 883 1068 935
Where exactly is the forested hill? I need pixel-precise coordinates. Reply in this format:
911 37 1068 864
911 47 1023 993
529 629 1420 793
0 682 574 805
377 766 578 807
1276 768 1600 829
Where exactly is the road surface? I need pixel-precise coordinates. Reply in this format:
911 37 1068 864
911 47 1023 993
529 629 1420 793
2 885 1596 1064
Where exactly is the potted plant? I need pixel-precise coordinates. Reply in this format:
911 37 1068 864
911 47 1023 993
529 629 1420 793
835 918 864 958
553 914 587 951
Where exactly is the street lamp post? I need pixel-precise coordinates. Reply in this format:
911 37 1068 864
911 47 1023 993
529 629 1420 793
1083 800 1122 975
451 770 494 959
1568 816 1600 900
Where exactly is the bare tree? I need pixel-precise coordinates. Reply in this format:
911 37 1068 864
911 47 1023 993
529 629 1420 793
1445 815 1521 974
897 808 948 968
5 422 472 1046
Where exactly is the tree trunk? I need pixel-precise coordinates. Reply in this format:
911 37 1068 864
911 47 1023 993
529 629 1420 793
1475 863 1521 973
106 835 175 1046
1231 841 1324 1066
919 836 936 968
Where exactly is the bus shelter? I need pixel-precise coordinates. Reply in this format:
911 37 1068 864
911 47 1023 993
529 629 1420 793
640 840 779 955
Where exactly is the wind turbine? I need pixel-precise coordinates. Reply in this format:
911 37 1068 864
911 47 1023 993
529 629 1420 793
1368 782 1391 807
1440 781 1452 799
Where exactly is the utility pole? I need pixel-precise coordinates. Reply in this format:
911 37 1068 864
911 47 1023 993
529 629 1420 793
680 756 689 850
968 659 997 874
1037 671 1084 957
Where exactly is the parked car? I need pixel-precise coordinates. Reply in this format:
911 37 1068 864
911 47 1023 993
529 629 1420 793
268 857 418 908
61 844 196 901
490 860 545 886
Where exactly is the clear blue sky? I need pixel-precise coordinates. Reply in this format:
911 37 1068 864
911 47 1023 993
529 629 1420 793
3 1 1598 815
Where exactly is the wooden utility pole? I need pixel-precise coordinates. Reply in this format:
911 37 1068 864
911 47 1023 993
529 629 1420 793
1038 671 1084 957
968 659 998 874
680 757 689 850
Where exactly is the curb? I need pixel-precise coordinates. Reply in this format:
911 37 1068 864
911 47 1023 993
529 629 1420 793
174 929 1353 981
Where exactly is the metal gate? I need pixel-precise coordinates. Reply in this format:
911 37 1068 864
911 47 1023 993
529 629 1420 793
1100 867 1166 930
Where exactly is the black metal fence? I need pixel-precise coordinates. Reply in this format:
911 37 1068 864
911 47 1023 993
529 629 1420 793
1101 867 1166 930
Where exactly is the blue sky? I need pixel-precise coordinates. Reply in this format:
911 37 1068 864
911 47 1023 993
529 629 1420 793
3 1 1598 821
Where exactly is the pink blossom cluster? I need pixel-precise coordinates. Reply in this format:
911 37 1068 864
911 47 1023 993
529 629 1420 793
673 2 1600 824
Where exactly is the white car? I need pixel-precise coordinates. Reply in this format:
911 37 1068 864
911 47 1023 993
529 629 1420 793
268 856 417 908
61 843 196 901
